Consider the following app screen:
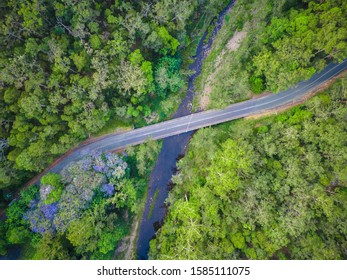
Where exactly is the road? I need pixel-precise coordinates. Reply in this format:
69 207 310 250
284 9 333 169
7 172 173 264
34 58 347 182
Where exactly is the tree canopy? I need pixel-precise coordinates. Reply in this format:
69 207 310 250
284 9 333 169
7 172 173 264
150 77 347 260
0 0 230 195
195 0 347 108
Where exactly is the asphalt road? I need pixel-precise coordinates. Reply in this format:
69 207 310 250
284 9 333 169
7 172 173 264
40 58 347 180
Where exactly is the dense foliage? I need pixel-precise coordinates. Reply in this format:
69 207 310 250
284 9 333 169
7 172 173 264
1 141 161 259
0 0 229 193
150 77 347 259
3 152 132 259
195 0 347 108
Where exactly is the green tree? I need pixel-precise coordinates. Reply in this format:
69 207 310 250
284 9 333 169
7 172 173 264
33 234 70 260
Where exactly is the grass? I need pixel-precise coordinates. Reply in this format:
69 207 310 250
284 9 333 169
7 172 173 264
93 115 132 137
194 9 237 95
147 189 159 219
193 1 257 110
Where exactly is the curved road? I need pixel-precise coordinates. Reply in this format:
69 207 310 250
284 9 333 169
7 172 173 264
34 58 347 182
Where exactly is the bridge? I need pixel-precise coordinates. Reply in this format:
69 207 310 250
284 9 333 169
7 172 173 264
27 58 347 185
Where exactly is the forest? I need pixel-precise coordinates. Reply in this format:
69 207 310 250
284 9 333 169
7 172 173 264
1 0 347 261
0 0 229 197
0 139 161 259
149 76 347 260
195 0 347 109
0 0 231 259
148 0 347 259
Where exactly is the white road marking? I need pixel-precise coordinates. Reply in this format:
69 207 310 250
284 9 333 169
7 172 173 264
49 60 347 173
185 113 193 133
109 60 346 140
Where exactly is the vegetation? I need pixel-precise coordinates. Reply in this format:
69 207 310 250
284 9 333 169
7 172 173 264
1 0 346 261
149 76 347 260
0 138 161 259
195 0 347 109
0 0 230 198
148 189 159 219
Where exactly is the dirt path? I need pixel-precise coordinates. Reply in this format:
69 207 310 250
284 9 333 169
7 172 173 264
113 216 139 260
124 217 139 260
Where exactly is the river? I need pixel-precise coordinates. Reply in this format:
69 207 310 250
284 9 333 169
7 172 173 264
136 0 236 260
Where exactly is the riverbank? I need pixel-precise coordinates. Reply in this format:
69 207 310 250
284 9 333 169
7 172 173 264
136 0 237 260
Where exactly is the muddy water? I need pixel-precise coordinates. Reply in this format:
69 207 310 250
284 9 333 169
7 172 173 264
136 1 236 260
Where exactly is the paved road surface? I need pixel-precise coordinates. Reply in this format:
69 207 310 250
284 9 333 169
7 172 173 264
36 58 347 181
